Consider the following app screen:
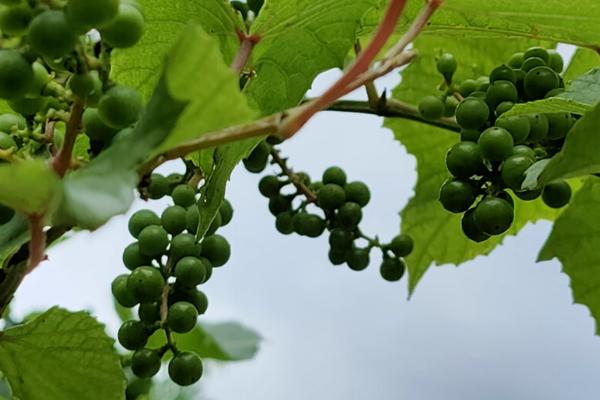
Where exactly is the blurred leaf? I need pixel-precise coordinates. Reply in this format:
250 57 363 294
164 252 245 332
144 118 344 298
503 98 591 117
114 300 134 323
386 36 560 294
148 379 202 400
112 0 244 99
560 68 600 105
0 215 29 269
538 177 600 334
0 307 126 400
564 48 600 81
0 160 61 215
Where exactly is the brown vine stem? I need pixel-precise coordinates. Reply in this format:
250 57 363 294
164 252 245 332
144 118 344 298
231 32 261 74
354 41 381 111
26 215 46 274
51 99 85 178
269 147 318 203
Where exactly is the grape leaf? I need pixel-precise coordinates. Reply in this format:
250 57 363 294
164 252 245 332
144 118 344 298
564 47 600 81
0 307 126 400
522 103 600 188
247 0 378 113
503 97 591 117
0 215 29 269
538 177 600 334
386 37 559 293
0 160 61 215
111 0 244 99
559 67 600 106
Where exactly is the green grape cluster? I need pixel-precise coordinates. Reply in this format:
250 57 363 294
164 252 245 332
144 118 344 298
112 172 233 389
420 47 573 242
243 140 414 282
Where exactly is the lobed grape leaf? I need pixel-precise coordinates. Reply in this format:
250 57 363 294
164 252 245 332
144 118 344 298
386 37 560 294
538 177 600 334
111 0 244 100
0 160 61 215
0 307 126 400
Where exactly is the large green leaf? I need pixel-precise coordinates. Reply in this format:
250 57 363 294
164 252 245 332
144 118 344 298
564 48 600 81
111 0 244 99
247 0 378 113
502 97 591 118
538 177 600 334
0 160 61 215
386 37 559 293
0 308 125 400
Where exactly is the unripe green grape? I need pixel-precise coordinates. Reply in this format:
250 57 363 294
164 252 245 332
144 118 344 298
418 95 444 120
495 115 531 144
175 256 207 287
497 191 515 209
0 132 16 150
436 53 457 81
458 79 478 97
486 80 518 108
243 141 270 173
126 378 152 400
27 11 78 59
8 96 47 116
148 173 170 199
467 90 487 99
138 302 161 325
524 46 550 63
445 141 483 178
168 352 203 386
275 211 294 235
100 4 145 48
389 234 414 257
317 183 346 210
513 68 526 96
524 66 560 99
0 49 32 99
329 228 354 250
346 248 370 271
473 197 514 235
512 145 536 159
439 178 476 213
542 181 571 208
112 274 138 308
123 242 150 271
98 85 143 129
444 96 459 117
322 166 347 186
0 204 14 225
328 249 346 265
68 71 100 99
291 212 310 236
478 127 514 162
27 62 51 97
336 202 362 229
546 112 575 140
170 233 201 259
201 234 230 267
259 175 280 198
131 348 161 378
118 320 148 350
521 56 546 72
83 108 118 141
206 212 222 236
296 172 311 186
460 129 481 142
547 49 564 73
344 181 370 207
455 98 489 130
526 114 549 142
501 155 534 190
309 181 324 193
298 213 326 238
461 208 490 242
186 288 209 314
167 301 198 333
186 205 200 234
495 101 514 116
490 65 516 84
508 52 524 69
268 195 292 215
128 209 161 238
137 226 169 257
476 76 490 91
0 113 25 132
219 199 234 226
167 173 184 190
66 0 119 31
171 184 196 207
127 266 165 303
161 205 187 235
379 258 405 282
514 188 542 201
0 3 32 36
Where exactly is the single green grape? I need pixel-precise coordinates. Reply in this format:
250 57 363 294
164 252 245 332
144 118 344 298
344 181 370 207
170 233 201 260
478 127 514 162
171 184 196 207
336 202 363 229
547 49 564 73
127 266 165 303
167 301 198 333
546 113 575 140
275 211 294 235
243 141 270 173
98 85 143 129
473 197 514 235
259 175 281 198
486 80 518 108
201 234 231 267
379 258 405 282
458 79 479 97
161 205 187 235
328 228 354 250
128 209 161 238
118 320 148 350
66 0 119 31
0 3 32 37
175 256 208 287
389 234 414 257
508 52 524 69
524 66 560 99
0 49 32 99
523 47 550 63
489 65 516 83
268 195 292 216
521 56 546 72
436 53 457 81
322 166 347 186
168 352 203 386
27 11 78 59
138 302 161 325
346 248 370 271
100 3 145 48
445 141 483 178
542 181 571 208
219 199 234 226
131 349 161 378
501 155 534 190
439 178 476 213
148 174 170 199
82 108 118 142
122 242 150 271
461 208 490 242
137 226 169 258
186 206 200 234
495 115 531 144
317 184 346 210
418 95 445 120
455 98 490 130
526 114 549 142
111 274 138 308
511 145 536 159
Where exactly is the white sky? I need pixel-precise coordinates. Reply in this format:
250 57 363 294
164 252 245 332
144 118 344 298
10 46 600 399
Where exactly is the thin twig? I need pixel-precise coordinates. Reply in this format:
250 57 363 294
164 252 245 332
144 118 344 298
231 32 261 74
26 215 46 274
270 148 317 203
52 100 84 177
355 41 381 111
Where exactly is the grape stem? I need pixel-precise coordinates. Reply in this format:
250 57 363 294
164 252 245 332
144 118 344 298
269 147 318 203
26 215 46 274
52 99 85 178
231 31 261 75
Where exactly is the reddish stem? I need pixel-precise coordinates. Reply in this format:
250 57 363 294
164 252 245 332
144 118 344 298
231 32 261 74
279 0 409 137
52 100 85 178
26 214 46 274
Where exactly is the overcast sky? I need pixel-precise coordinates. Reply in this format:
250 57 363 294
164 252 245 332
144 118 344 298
10 47 600 400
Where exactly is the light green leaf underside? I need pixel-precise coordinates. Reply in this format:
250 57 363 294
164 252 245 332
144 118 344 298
0 307 125 400
538 177 600 334
563 48 600 82
0 160 61 215
248 0 379 114
560 67 600 106
387 36 559 294
111 0 244 99
503 97 591 118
